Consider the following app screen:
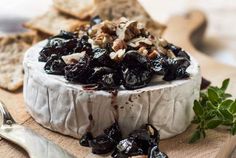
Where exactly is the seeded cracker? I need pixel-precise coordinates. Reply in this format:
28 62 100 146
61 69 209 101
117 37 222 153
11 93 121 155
33 31 51 43
94 0 166 36
0 32 35 91
24 8 89 35
53 0 95 20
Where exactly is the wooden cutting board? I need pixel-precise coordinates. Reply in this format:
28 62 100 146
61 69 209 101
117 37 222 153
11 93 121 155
0 10 236 158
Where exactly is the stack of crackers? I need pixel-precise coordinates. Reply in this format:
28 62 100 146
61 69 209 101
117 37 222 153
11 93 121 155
0 0 166 92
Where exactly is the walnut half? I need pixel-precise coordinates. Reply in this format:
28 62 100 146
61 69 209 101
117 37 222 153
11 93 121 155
116 18 141 41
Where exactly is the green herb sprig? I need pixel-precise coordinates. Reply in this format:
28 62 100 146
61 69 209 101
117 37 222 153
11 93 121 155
189 79 236 143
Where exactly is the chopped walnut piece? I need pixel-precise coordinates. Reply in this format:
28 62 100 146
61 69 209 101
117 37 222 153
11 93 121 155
77 24 90 38
137 22 145 30
138 46 148 56
127 37 153 48
116 17 129 26
148 50 158 59
93 32 113 48
89 20 116 38
148 34 156 43
109 52 118 60
90 21 118 48
62 51 86 65
109 49 126 61
116 19 141 41
112 39 127 52
88 28 97 38
117 49 126 58
100 20 117 35
89 23 101 37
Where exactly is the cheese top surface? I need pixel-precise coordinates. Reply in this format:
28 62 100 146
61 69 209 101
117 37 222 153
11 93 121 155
24 40 199 95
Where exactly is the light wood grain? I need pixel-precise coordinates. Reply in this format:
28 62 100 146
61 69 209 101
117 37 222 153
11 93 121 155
0 10 236 158
163 10 236 158
163 10 236 96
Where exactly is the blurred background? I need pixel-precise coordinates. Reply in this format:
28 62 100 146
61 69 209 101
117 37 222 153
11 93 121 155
0 0 235 66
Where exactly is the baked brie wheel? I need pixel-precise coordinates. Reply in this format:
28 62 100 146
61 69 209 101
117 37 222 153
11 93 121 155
23 17 201 139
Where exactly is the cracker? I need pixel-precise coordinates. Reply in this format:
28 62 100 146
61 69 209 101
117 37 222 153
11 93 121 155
94 0 166 35
0 32 35 91
53 0 95 20
0 32 35 46
33 31 51 43
24 8 89 35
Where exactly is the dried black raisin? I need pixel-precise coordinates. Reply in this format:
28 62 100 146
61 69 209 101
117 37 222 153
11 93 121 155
122 67 153 90
90 122 122 155
44 54 66 75
79 132 93 147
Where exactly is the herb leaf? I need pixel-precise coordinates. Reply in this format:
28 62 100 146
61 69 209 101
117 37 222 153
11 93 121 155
224 93 232 99
229 100 236 114
219 109 233 122
193 100 203 116
208 88 220 104
206 101 216 110
189 130 201 143
190 79 235 143
230 123 236 135
221 78 230 91
220 99 233 109
206 119 222 129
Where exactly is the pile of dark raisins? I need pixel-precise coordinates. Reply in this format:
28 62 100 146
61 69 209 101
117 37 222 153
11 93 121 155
79 123 168 158
39 18 191 90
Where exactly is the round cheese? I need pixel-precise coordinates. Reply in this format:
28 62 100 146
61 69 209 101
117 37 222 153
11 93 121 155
23 40 201 139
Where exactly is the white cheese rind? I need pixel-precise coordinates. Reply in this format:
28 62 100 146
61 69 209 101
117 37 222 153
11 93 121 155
23 40 201 139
